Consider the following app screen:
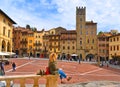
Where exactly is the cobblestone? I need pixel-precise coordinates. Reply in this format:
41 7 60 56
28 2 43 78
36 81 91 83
13 81 120 87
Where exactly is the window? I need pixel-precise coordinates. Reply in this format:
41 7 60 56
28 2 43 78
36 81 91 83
110 38 112 42
3 27 6 36
68 46 70 50
80 18 82 21
80 41 82 45
114 46 115 51
8 23 11 26
91 46 93 49
87 39 89 43
3 18 6 23
51 31 54 34
63 46 65 50
8 30 10 37
117 37 119 41
117 45 119 50
113 38 115 41
110 46 112 51
80 46 82 49
72 46 75 50
54 42 56 45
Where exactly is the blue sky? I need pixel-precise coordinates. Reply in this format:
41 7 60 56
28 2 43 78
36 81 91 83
0 0 120 32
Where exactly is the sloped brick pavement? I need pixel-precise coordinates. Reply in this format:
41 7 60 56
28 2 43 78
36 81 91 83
4 58 120 85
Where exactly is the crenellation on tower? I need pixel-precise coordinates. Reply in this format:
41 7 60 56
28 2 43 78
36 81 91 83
76 6 86 15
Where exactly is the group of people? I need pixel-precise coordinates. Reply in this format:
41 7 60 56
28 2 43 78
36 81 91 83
0 62 16 76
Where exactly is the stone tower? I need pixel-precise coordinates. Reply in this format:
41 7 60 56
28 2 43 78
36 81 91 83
76 7 86 59
76 7 97 61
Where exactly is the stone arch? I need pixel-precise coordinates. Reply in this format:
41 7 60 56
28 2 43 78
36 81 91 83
61 53 66 60
86 54 94 61
7 41 11 52
2 40 6 51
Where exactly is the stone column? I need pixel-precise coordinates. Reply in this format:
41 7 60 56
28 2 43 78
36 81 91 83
46 75 58 87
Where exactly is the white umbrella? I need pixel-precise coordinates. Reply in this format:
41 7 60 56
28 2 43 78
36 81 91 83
0 52 9 59
71 54 78 56
0 52 9 56
6 52 16 55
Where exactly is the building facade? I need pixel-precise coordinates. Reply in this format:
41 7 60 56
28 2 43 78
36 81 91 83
97 32 112 62
60 30 77 60
76 7 97 61
12 7 98 59
27 30 34 57
0 9 16 52
34 30 46 58
109 33 120 62
13 27 34 57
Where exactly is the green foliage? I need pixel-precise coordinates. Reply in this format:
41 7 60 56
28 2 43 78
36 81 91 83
26 24 31 29
98 31 103 35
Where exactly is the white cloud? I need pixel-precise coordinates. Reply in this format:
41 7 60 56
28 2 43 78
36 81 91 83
0 0 120 32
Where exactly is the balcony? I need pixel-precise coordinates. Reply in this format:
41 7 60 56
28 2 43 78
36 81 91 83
0 75 58 87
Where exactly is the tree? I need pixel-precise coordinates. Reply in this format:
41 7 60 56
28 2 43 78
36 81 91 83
31 27 37 32
26 24 31 29
98 31 103 35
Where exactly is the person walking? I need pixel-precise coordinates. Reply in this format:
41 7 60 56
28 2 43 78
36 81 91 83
12 62 16 71
78 56 81 64
0 62 5 75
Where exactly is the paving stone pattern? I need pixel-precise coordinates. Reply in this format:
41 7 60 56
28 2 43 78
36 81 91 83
13 81 120 87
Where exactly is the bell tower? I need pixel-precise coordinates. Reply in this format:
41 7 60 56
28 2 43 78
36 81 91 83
76 7 86 59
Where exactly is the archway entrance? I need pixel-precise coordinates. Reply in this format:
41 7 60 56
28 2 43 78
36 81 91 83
61 53 66 60
86 54 94 61
2 40 6 51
